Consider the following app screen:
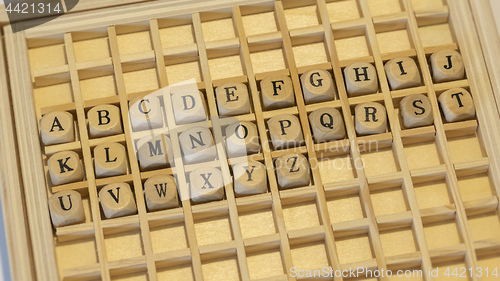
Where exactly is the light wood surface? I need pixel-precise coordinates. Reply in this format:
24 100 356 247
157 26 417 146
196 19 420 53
1 0 500 280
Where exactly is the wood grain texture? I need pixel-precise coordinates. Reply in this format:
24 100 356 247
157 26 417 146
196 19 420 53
1 0 500 280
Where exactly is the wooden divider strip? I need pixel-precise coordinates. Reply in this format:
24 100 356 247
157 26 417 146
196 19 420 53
233 4 297 280
192 11 251 281
107 26 158 281
273 0 344 278
63 33 110 281
404 0 479 276
358 0 435 278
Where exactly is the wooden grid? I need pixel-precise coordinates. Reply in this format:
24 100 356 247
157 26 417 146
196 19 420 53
3 0 500 280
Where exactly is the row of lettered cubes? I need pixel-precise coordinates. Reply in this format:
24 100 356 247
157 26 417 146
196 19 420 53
49 152 309 227
126 49 468 132
41 48 471 145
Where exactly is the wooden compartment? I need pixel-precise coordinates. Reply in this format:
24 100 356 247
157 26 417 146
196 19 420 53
2 0 500 280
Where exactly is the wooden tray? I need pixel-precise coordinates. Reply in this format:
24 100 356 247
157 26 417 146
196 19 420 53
0 0 201 25
2 0 500 280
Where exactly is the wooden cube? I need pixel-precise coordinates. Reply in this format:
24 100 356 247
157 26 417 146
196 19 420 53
438 88 476 122
171 89 207 125
225 121 260 158
88 104 123 138
300 69 336 103
143 175 179 211
48 190 85 227
99 182 137 219
216 82 251 116
232 161 268 196
355 102 387 135
129 95 164 131
178 126 217 164
260 74 295 110
94 142 128 178
40 111 75 145
137 134 173 170
189 166 224 203
267 114 304 149
48 151 85 185
430 49 465 83
275 153 310 189
309 107 346 142
344 62 378 96
384 56 421 90
400 94 434 128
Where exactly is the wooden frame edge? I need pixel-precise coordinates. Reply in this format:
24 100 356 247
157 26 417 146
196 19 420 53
0 34 35 281
468 0 500 117
450 0 500 204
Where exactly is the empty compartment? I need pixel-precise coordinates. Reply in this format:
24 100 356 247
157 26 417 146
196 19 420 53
335 232 374 264
423 218 462 250
116 25 153 55
202 252 241 281
55 236 98 275
104 227 144 262
282 196 321 231
157 262 194 281
367 0 404 16
418 23 455 48
201 11 237 42
158 18 196 48
80 75 117 100
249 43 287 74
403 139 443 170
431 258 471 281
457 172 495 202
413 177 452 210
325 0 361 23
111 270 148 281
376 28 413 55
410 0 446 12
238 203 276 239
194 209 233 246
317 152 357 184
386 266 424 280
292 38 329 68
360 145 400 177
477 253 500 281
334 33 371 61
241 3 278 36
34 83 74 108
467 211 500 242
165 58 203 85
123 67 159 95
207 48 245 81
380 226 418 257
149 219 188 253
246 244 285 279
28 41 67 71
447 132 486 163
326 189 365 224
370 183 409 216
73 35 111 63
290 238 330 271
282 0 321 30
